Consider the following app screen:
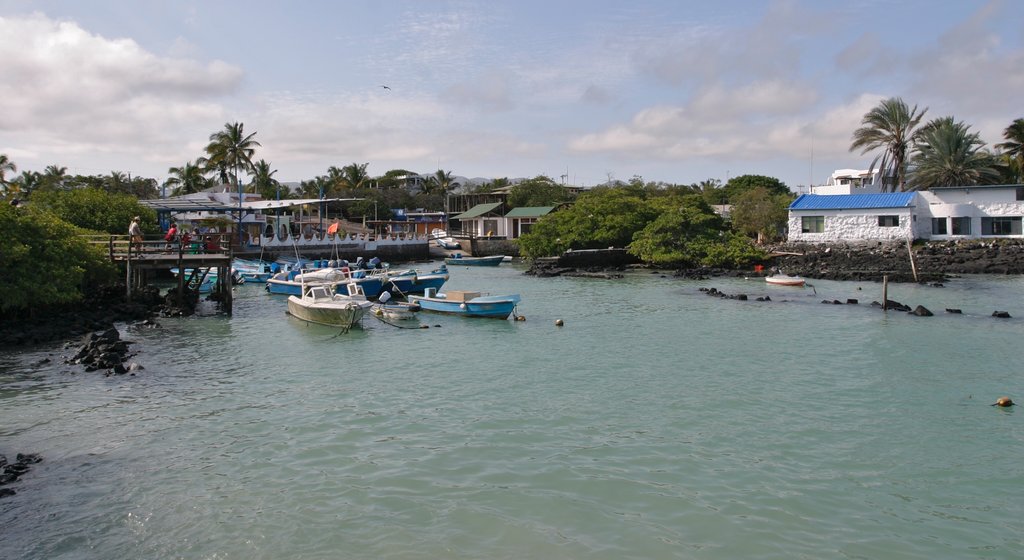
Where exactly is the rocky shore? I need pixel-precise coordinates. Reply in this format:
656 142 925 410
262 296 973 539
0 283 165 349
769 239 1024 282
526 240 1024 283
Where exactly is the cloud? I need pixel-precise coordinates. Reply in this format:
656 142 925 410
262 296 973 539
568 80 820 159
905 1 1024 124
0 13 241 171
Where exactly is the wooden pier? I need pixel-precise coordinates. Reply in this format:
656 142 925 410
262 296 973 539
90 234 235 313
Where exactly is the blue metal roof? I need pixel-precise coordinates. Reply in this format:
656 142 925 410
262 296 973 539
789 193 916 211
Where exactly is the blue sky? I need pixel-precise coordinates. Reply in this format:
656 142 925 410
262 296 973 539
1 0 1021 190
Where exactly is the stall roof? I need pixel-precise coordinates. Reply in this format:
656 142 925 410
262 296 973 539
139 197 363 212
451 202 502 219
139 199 237 212
504 206 555 218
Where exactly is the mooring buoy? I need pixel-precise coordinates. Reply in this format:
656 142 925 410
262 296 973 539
992 396 1015 407
555 319 564 326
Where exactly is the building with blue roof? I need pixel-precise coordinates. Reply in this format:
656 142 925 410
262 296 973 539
787 186 1024 243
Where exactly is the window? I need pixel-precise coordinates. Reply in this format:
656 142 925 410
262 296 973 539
801 216 824 233
1016 187 1024 201
482 219 498 236
878 215 900 227
981 217 1022 236
931 218 947 235
951 217 971 235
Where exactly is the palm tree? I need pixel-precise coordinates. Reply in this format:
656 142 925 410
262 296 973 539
250 159 281 200
425 169 453 195
204 122 261 242
906 118 1002 190
850 97 928 192
330 162 370 191
40 164 68 191
996 118 1024 182
0 154 17 197
164 161 211 196
11 170 41 198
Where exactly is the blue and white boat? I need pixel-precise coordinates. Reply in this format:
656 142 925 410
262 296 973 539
407 288 520 319
266 267 386 297
232 257 274 283
383 264 449 296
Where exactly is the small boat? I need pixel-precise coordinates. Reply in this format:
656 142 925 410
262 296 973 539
765 273 806 286
444 254 505 266
430 228 460 249
407 288 520 319
384 265 449 296
287 284 373 329
266 267 385 297
371 291 421 321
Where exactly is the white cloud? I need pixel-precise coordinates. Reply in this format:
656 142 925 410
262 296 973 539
0 13 241 173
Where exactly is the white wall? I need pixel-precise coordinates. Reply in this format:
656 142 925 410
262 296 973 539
788 209 914 243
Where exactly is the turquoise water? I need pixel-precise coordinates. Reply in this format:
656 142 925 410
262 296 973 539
1 263 1022 559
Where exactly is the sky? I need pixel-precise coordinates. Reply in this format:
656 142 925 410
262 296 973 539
1 0 1022 191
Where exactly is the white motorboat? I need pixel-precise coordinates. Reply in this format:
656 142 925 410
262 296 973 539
287 284 373 329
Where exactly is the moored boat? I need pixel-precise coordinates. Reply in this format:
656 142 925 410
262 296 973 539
266 267 386 297
286 284 373 329
383 264 449 296
444 254 505 266
407 288 520 319
765 273 806 286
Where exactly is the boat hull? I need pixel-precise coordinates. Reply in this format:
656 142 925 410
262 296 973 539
385 267 449 296
444 255 505 266
287 296 370 328
407 293 520 319
267 275 384 297
765 275 805 286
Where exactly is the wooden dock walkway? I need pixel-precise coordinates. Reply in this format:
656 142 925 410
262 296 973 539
88 234 235 313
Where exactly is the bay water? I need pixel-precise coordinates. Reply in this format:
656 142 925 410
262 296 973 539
1 263 1022 559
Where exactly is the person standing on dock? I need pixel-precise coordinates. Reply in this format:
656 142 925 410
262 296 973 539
129 216 143 253
164 222 178 250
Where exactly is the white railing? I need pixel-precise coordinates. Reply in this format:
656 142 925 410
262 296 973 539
248 231 429 250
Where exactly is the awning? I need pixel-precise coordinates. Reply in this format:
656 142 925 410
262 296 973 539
139 199 238 212
451 202 502 219
240 197 364 210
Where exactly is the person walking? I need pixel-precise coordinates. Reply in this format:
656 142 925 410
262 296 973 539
128 216 143 253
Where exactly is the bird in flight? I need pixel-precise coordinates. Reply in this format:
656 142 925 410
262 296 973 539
380 85 391 90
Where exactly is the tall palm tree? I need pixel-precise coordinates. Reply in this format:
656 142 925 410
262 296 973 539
250 159 281 200
330 162 370 191
425 169 453 195
164 161 211 196
996 118 1024 182
11 170 41 198
40 164 68 191
0 154 17 197
906 118 1002 190
204 122 261 242
850 97 928 192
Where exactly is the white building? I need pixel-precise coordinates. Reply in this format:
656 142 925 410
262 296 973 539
787 185 1024 243
810 169 883 195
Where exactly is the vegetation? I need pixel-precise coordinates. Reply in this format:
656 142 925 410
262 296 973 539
506 176 572 207
729 187 791 244
996 118 1024 183
906 118 1002 190
518 185 766 267
0 202 117 313
849 97 928 191
30 188 158 235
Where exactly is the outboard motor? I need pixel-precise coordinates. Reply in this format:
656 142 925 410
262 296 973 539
368 257 381 269
354 256 365 269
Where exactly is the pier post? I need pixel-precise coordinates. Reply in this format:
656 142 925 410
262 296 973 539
882 275 888 310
